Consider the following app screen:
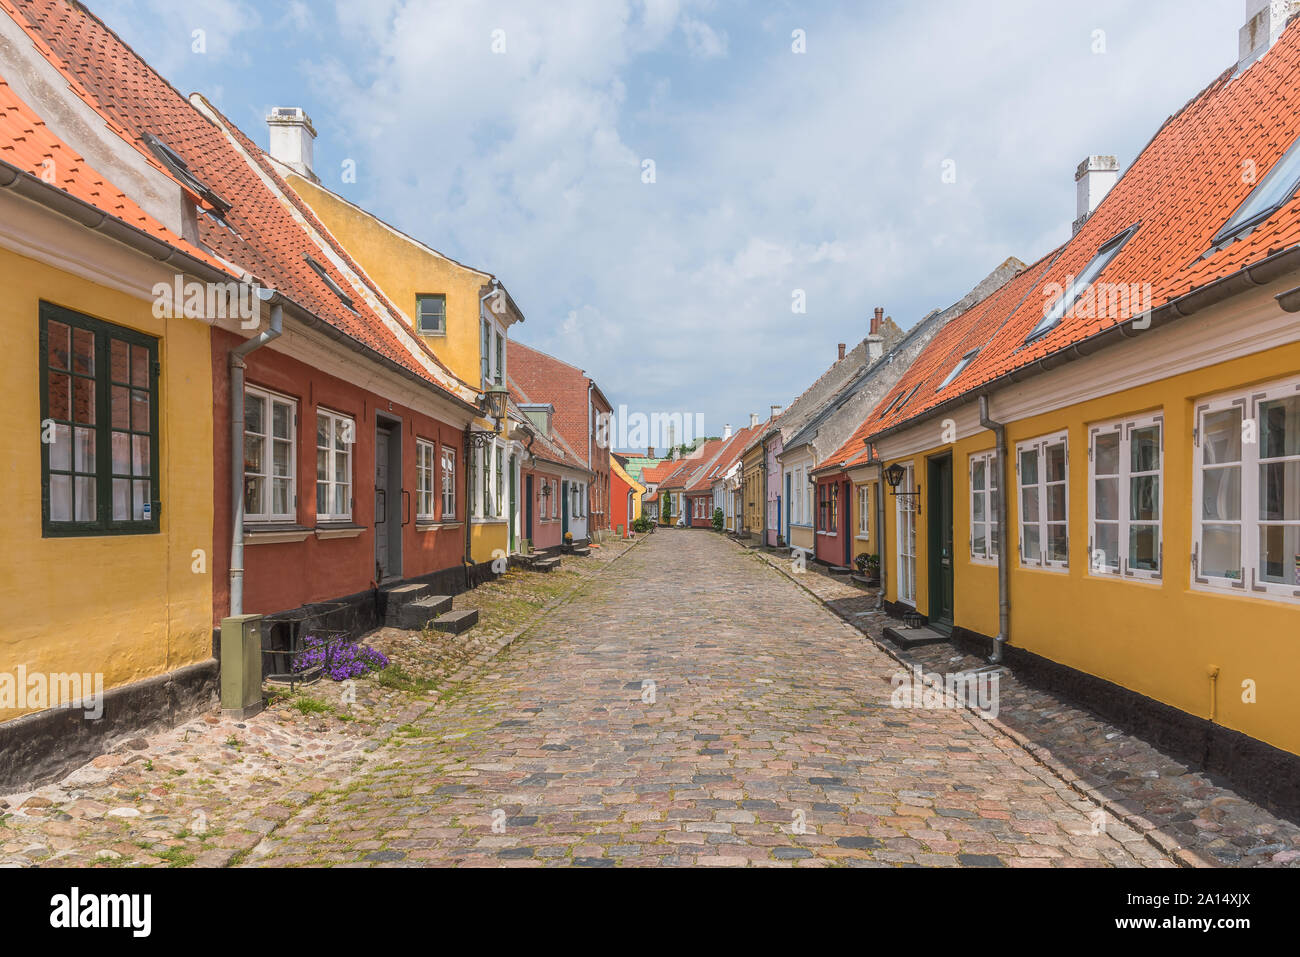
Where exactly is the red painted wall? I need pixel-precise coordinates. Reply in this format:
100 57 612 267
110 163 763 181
814 476 851 566
211 328 466 623
688 493 714 528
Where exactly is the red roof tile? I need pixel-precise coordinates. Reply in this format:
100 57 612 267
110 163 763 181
6 0 470 403
860 24 1300 443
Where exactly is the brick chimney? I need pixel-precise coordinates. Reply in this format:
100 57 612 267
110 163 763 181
266 107 317 181
647 446 654 457
867 307 886 363
1073 155 1119 234
871 307 883 336
837 343 846 360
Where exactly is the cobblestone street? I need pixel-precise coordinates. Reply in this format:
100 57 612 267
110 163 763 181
243 531 1182 868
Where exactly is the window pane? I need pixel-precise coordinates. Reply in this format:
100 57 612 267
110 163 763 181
1259 525 1300 584
1203 408 1242 464
973 526 986 556
1047 524 1068 563
1260 461 1300 520
1094 522 1119 570
73 376 96 425
244 476 263 515
111 430 129 475
1130 475 1159 521
973 491 985 523
1095 477 1119 520
1046 443 1066 483
75 475 96 521
132 434 150 478
1261 396 1300 459
1022 524 1040 562
129 390 149 431
72 328 95 376
1021 486 1039 521
110 339 128 383
131 344 149 387
335 484 348 516
1131 426 1160 472
47 320 70 370
316 416 329 448
273 401 292 439
272 478 291 516
1201 466 1240 520
316 482 327 514
317 447 328 482
244 393 265 434
133 480 150 520
335 451 349 485
1201 524 1242 579
272 439 290 478
335 417 350 448
74 426 95 473
50 423 71 471
48 372 71 421
112 478 130 520
972 460 985 491
1019 448 1038 485
1129 524 1159 572
245 434 264 475
1095 432 1119 475
1047 483 1067 521
50 473 72 521
990 524 1000 557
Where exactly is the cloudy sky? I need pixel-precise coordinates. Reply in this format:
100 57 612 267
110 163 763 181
93 0 1243 447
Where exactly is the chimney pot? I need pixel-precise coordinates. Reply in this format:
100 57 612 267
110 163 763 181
267 107 318 181
749 412 759 428
647 446 654 457
871 307 884 336
723 424 732 440
771 405 782 419
837 343 846 360
1073 155 1119 234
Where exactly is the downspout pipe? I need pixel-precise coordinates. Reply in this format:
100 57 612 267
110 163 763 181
864 445 887 611
229 290 284 618
979 395 1009 664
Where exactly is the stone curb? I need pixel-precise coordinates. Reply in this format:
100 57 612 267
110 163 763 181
736 537 1210 869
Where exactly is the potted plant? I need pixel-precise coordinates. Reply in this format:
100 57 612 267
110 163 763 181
854 552 881 587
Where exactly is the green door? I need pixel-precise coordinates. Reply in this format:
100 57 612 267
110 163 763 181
927 453 955 632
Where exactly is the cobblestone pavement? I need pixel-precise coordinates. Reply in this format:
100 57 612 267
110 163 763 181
748 542 1300 868
0 541 636 868
245 530 1180 868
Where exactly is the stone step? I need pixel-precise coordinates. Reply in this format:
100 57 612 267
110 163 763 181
572 546 591 557
533 557 561 573
380 583 432 625
433 609 479 634
397 594 453 631
882 624 947 649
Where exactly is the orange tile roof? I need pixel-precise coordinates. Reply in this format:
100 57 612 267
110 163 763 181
6 0 470 403
859 24 1300 445
0 76 229 273
691 424 761 489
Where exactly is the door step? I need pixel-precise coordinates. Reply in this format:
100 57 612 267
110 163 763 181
396 595 453 631
433 609 479 634
882 623 947 649
379 583 432 627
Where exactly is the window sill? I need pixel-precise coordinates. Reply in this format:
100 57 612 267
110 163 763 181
244 524 313 544
315 523 365 541
855 534 870 541
1017 562 1070 574
416 520 462 532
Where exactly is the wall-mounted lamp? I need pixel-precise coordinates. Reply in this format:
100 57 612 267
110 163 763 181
481 384 509 434
883 462 922 515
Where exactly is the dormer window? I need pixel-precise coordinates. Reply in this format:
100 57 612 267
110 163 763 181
305 255 356 312
1211 136 1300 248
937 348 980 391
1027 223 1140 342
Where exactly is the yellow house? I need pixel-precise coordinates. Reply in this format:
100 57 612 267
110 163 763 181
861 21 1300 813
263 118 526 563
740 439 765 539
0 74 221 785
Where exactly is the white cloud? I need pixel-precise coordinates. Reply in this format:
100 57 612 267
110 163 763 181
680 16 727 58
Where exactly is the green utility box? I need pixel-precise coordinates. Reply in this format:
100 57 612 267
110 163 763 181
220 614 264 719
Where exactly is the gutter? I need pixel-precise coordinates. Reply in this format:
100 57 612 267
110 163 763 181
979 396 1010 664
863 243 1300 447
229 290 284 617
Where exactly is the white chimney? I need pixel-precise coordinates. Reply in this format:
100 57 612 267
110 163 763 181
770 405 782 420
267 107 317 181
1239 0 1300 72
1073 155 1119 234
723 424 732 440
749 412 759 428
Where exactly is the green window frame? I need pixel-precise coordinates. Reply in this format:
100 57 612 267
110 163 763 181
416 294 446 335
39 301 160 537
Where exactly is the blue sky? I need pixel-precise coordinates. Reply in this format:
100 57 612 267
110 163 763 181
92 0 1243 446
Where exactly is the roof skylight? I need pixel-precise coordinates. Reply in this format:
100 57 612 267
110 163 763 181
1211 135 1300 247
142 132 231 218
305 255 356 312
937 348 980 391
1026 223 1140 342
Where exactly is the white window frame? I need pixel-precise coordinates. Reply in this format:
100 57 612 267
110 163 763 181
495 444 504 518
856 484 870 539
1017 431 1069 570
244 385 296 523
416 438 437 520
969 450 1000 563
551 479 558 519
315 408 354 522
440 446 456 519
895 463 916 605
1192 376 1300 604
1088 413 1163 581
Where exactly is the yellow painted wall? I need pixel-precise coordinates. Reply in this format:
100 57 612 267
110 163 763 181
288 175 488 389
0 248 214 721
878 340 1300 756
470 521 508 563
742 449 764 535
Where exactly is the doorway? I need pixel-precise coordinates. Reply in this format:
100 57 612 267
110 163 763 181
927 453 954 633
525 473 534 543
561 479 570 537
374 417 403 582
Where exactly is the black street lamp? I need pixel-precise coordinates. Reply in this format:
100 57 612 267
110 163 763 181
883 462 921 515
